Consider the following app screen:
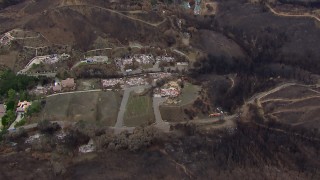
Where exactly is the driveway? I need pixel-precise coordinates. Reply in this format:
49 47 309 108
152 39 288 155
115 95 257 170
152 97 170 132
8 112 23 130
115 85 150 128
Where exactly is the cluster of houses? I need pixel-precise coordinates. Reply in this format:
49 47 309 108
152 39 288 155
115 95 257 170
44 54 70 64
31 78 76 95
19 53 70 74
149 72 172 81
155 56 175 62
32 72 173 95
101 72 173 89
154 81 181 98
52 78 76 92
114 54 176 70
81 56 109 64
101 77 148 89
0 32 14 46
114 54 154 69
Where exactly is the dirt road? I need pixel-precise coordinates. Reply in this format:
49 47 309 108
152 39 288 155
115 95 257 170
55 5 167 28
267 4 320 22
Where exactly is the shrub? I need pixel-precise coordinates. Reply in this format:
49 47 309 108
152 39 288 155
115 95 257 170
37 120 61 134
14 118 26 128
5 128 27 141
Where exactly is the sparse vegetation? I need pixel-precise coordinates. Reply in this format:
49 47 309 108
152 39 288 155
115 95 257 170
37 120 61 134
1 0 320 179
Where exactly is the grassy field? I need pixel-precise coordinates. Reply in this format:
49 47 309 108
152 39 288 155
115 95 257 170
160 83 200 122
76 79 101 91
123 93 155 127
40 91 121 126
159 105 190 122
178 83 200 105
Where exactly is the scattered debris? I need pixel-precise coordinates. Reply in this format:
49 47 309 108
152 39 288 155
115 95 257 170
79 139 95 153
25 133 42 144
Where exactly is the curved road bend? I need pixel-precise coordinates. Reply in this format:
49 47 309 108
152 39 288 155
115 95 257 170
267 4 320 22
153 97 170 132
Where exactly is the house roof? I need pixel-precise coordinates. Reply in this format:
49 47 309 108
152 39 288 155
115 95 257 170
53 84 62 92
61 78 75 88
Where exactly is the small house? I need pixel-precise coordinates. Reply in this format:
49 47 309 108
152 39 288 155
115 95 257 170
16 101 32 113
61 78 76 90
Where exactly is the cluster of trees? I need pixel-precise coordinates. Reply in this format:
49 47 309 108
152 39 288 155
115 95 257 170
0 70 38 97
94 126 161 152
1 89 18 128
0 70 48 131
73 64 120 79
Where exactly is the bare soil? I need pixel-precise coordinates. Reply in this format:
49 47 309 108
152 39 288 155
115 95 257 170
261 85 320 129
0 50 18 69
262 85 318 100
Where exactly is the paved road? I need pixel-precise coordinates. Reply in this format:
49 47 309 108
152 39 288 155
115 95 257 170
152 97 170 132
8 112 23 131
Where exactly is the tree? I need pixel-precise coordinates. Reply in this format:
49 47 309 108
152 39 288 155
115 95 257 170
26 101 41 116
7 89 16 101
6 89 16 111
0 70 37 96
1 110 15 127
37 120 61 134
19 90 29 101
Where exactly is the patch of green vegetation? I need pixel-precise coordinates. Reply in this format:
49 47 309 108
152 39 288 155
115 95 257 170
1 89 17 129
1 109 15 128
124 93 154 127
126 95 150 116
14 118 26 128
179 83 200 105
0 70 37 96
42 91 120 126
26 101 41 116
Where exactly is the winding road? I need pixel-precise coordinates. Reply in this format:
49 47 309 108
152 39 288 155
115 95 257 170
267 4 320 22
55 4 167 28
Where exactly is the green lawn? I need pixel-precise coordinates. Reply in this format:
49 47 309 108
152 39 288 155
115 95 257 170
179 83 200 105
124 93 155 127
39 91 121 126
